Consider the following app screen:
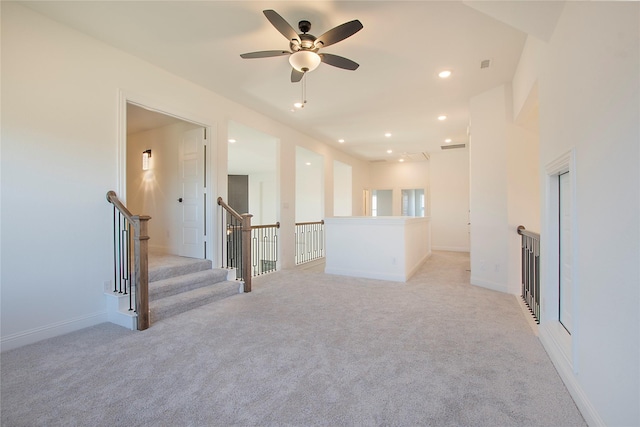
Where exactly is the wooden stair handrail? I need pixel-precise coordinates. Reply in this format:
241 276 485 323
295 220 324 226
517 225 540 240
106 190 151 330
217 197 243 221
106 190 134 222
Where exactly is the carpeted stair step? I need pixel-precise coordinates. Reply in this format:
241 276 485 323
149 269 229 301
149 281 240 323
149 258 213 282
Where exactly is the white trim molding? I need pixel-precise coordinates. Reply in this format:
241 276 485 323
539 148 603 425
540 325 605 427
0 311 108 352
116 89 217 262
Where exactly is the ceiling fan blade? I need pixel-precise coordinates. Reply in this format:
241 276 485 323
240 50 290 59
319 53 359 70
314 20 363 48
263 10 301 44
291 68 305 83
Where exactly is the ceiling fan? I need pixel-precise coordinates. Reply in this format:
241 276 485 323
240 9 363 83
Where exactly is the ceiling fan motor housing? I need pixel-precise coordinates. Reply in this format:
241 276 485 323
291 33 318 52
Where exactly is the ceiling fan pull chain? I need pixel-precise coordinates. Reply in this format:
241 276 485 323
302 72 307 107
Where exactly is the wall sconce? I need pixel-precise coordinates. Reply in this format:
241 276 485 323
142 149 152 171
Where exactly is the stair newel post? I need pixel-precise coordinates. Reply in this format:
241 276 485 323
241 213 253 293
133 215 151 330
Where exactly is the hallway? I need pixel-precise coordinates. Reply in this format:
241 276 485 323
1 252 584 426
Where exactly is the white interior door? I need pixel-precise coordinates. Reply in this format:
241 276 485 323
559 171 572 333
178 128 205 258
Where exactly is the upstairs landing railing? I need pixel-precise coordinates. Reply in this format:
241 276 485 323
517 225 540 324
217 198 281 289
251 222 280 277
295 220 325 265
106 191 150 330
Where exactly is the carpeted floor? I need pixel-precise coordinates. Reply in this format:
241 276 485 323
0 251 585 426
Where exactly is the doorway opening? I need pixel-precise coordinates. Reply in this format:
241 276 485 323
124 102 212 260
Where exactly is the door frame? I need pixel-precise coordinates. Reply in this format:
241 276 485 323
541 148 578 371
117 90 215 261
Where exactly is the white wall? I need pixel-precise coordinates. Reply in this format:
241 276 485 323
369 161 430 217
506 124 540 294
325 216 431 282
333 160 352 216
429 150 470 252
512 35 546 123
249 172 277 225
469 83 540 294
0 2 370 348
469 85 510 292
535 3 639 426
295 146 324 223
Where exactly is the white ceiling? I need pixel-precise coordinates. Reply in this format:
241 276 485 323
23 1 557 162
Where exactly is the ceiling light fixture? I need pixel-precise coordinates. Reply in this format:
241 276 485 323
399 158 405 163
438 70 452 78
385 132 392 137
293 102 304 109
228 139 236 143
445 138 452 143
289 51 321 73
305 162 311 166
387 149 393 154
338 139 345 143
438 115 447 121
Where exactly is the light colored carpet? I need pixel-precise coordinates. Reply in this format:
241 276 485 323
1 251 585 426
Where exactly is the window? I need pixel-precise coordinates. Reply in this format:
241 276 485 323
401 189 425 217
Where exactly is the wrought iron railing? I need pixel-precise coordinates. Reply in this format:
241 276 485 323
106 191 150 330
251 223 280 276
295 220 325 265
518 225 540 323
217 197 253 292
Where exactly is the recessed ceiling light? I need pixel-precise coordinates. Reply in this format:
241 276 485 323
338 139 345 143
305 162 311 166
438 70 452 78
228 139 236 143
294 102 304 109
399 158 405 163
387 149 393 154
438 115 447 121
445 138 452 143
385 132 392 138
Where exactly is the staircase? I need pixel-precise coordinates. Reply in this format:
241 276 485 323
106 253 241 329
149 256 240 323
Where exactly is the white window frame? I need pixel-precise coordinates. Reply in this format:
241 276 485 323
542 148 578 372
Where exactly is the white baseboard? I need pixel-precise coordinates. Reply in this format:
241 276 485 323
515 295 539 336
432 246 470 253
324 268 408 283
407 252 432 279
539 324 605 427
0 311 108 352
470 276 507 293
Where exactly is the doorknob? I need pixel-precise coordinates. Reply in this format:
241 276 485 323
178 198 183 203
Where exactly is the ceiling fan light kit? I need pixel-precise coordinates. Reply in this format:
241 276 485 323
289 51 321 73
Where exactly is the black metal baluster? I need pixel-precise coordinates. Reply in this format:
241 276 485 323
113 206 118 293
